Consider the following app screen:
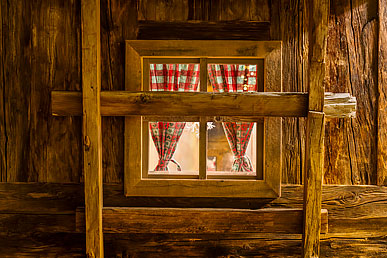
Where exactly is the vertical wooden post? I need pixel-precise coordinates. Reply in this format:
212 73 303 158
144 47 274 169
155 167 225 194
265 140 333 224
377 0 387 186
81 0 103 257
302 0 329 257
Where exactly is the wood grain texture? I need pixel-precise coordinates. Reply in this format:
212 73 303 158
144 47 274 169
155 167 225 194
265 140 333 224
81 0 103 256
53 91 308 117
100 0 138 184
137 21 270 40
0 183 386 257
1 183 386 236
1 232 387 258
270 0 308 185
325 0 378 185
303 112 325 258
324 92 356 118
378 0 387 185
127 40 281 58
75 207 328 234
138 0 270 22
0 0 82 183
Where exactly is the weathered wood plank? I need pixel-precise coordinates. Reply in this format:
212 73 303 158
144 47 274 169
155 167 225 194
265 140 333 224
0 214 74 234
81 0 103 256
1 183 386 237
100 0 138 184
137 21 270 40
378 0 387 186
1 232 386 258
303 112 325 258
0 0 82 183
325 1 378 185
127 40 281 58
75 207 328 234
52 91 356 118
270 0 308 185
324 92 356 118
52 91 308 117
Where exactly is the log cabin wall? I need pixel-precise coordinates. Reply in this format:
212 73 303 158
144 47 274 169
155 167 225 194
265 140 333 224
1 0 387 257
1 0 382 185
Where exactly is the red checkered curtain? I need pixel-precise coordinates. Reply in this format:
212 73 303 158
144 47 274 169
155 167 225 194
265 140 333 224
149 64 200 171
208 64 257 172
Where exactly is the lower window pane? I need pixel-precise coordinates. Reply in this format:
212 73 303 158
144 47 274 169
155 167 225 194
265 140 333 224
207 122 258 176
148 121 199 175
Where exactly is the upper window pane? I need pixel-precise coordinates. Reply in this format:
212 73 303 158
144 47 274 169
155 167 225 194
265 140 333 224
207 64 258 93
148 63 200 92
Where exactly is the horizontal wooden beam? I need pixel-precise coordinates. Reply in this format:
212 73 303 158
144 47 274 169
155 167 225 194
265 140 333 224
0 183 386 236
52 91 308 117
75 207 328 234
51 91 356 118
1 232 387 258
137 21 271 41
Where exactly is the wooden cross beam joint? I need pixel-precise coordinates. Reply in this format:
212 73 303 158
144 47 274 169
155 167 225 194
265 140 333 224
51 91 356 119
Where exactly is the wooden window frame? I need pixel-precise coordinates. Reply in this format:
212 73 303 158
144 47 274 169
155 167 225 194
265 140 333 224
124 40 282 198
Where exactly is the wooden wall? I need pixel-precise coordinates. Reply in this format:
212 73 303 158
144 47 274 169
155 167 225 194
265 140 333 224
1 0 384 185
1 1 387 257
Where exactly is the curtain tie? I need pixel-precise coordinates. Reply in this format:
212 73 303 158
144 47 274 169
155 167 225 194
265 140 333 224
155 158 182 172
232 155 253 172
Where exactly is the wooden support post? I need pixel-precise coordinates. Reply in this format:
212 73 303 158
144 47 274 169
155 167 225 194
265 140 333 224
303 0 329 257
303 111 325 258
81 0 103 257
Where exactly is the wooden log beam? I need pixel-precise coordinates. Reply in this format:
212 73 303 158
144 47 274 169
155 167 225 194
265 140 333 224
81 0 103 256
75 207 328 234
137 21 271 41
51 91 356 118
324 92 356 118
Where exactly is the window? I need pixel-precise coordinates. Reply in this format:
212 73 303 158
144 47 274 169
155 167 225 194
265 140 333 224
125 40 282 198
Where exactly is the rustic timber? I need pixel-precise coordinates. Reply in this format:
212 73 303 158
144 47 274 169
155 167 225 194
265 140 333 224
378 0 387 186
303 112 325 258
81 0 103 256
303 0 329 257
75 207 328 234
137 21 270 40
0 183 386 257
325 1 379 185
127 40 281 58
1 232 387 258
51 91 356 119
324 92 356 118
1 183 386 236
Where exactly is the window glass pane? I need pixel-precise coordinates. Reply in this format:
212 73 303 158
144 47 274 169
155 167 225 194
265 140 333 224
148 63 200 92
207 64 259 93
148 121 199 175
207 122 257 176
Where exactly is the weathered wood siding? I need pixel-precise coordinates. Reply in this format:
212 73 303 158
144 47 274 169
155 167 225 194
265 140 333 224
0 183 386 257
0 0 384 185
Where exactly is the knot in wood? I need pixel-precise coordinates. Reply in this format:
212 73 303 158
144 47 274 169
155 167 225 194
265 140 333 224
139 94 150 104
